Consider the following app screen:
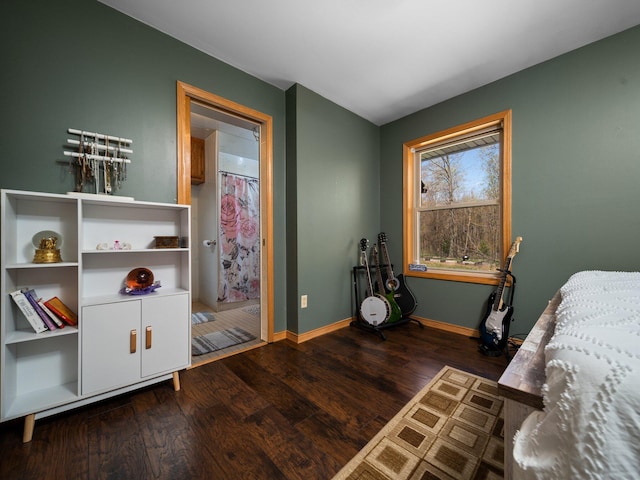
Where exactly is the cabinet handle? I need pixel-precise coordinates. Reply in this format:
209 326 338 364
145 326 152 349
130 329 137 353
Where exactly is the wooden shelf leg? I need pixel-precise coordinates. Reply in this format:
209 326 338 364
172 371 181 391
23 414 36 443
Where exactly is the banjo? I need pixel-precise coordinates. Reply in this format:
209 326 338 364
359 238 390 326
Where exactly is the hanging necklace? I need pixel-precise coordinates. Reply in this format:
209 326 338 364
104 135 112 194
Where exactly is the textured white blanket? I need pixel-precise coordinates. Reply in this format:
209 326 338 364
513 271 640 479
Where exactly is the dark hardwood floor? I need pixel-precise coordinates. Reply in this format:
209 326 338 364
0 322 510 480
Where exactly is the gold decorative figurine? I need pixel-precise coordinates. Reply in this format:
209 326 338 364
32 231 63 263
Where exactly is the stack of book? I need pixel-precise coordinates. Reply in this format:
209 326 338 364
9 289 78 333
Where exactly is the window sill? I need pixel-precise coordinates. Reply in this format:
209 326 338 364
405 269 501 286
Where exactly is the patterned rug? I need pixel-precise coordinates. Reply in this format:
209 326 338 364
332 366 504 480
191 311 216 324
191 327 256 356
242 304 261 317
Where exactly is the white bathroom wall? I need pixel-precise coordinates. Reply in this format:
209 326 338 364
218 129 259 178
191 128 259 310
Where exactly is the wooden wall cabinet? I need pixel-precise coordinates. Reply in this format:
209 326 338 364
191 136 205 184
0 189 191 442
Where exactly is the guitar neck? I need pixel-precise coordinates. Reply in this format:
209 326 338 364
363 257 375 296
371 246 384 293
379 242 395 280
360 239 375 296
491 236 523 311
492 258 512 310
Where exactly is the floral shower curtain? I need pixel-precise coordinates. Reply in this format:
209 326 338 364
218 172 260 303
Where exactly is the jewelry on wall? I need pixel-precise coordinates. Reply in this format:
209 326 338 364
64 128 132 195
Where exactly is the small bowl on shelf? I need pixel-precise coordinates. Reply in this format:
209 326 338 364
121 267 161 295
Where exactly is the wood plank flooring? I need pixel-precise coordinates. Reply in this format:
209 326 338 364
0 321 510 480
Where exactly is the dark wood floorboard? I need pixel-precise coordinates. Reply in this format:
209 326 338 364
0 322 510 480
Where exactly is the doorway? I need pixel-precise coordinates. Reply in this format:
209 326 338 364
176 81 274 366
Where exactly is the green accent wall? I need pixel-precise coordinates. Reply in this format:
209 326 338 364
1 0 288 333
285 86 300 333
3 0 640 337
380 25 640 334
286 84 380 333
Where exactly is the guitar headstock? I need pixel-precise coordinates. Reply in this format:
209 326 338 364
507 236 523 258
360 238 369 252
378 232 387 244
371 244 379 261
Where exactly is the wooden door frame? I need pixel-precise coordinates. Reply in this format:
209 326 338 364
176 81 274 342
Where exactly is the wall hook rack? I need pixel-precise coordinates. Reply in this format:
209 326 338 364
64 128 133 195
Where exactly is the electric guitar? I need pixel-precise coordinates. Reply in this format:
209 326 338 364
371 243 402 323
479 236 523 349
377 232 417 316
358 238 390 326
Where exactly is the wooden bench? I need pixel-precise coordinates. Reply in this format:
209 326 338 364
498 291 560 480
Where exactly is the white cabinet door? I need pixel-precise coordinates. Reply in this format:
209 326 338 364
82 294 188 396
141 294 189 378
82 301 141 395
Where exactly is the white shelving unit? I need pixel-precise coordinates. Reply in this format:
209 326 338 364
0 189 191 442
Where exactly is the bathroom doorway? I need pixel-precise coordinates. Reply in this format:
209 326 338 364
176 82 274 366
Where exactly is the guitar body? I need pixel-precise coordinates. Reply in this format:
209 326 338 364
479 292 513 350
377 232 418 318
478 236 522 356
382 272 417 317
360 295 391 326
382 289 403 323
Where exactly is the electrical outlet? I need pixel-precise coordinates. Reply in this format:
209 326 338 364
301 295 308 308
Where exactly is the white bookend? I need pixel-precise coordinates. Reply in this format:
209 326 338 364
9 290 47 333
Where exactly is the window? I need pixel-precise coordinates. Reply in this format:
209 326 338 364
403 110 512 285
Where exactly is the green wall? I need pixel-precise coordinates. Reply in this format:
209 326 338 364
380 25 640 334
286 85 380 333
1 0 288 333
3 0 639 338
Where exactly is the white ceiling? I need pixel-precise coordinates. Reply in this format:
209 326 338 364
100 0 640 126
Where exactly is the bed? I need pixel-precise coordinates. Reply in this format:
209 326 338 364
498 270 640 479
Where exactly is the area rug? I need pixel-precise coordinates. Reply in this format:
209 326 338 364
191 327 256 355
332 366 504 480
242 304 261 317
191 311 215 324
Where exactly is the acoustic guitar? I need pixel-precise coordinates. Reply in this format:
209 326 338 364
358 238 390 326
371 243 402 323
479 236 523 351
378 232 417 316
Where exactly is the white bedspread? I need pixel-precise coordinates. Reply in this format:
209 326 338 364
513 271 640 479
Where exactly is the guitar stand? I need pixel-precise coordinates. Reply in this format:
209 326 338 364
350 265 423 340
350 316 424 340
479 270 516 360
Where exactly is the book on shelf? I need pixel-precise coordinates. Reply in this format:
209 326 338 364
44 296 78 326
9 290 48 333
38 299 65 329
23 289 60 331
